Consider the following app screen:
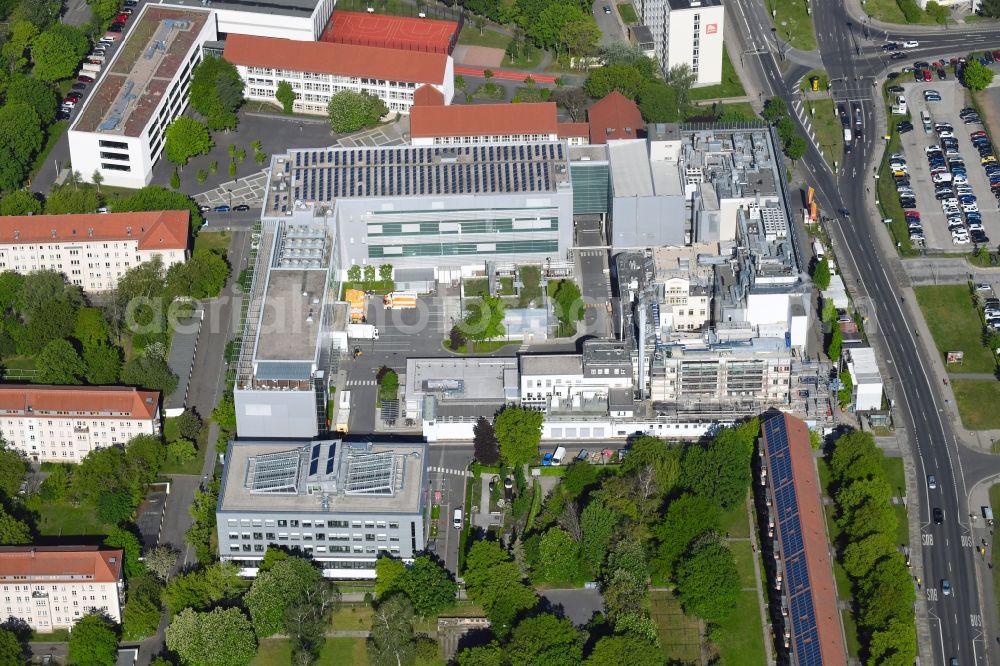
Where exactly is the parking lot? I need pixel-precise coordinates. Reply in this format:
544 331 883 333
894 76 999 251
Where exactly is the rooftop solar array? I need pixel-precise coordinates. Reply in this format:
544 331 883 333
246 449 301 494
277 143 568 206
763 415 824 666
344 451 398 495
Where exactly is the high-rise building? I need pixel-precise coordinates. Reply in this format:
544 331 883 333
633 0 724 85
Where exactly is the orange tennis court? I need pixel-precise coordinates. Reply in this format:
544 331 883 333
322 10 459 54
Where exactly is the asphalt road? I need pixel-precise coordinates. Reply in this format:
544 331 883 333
592 0 628 47
727 0 1000 661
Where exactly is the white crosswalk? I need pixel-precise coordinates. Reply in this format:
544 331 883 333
346 379 377 386
427 466 470 477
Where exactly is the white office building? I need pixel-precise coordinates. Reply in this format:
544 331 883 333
845 346 884 411
0 546 124 631
0 211 188 292
633 0 724 85
224 34 454 115
159 0 336 41
67 5 216 188
0 386 161 463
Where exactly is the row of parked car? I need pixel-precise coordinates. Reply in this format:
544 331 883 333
59 1 137 120
979 289 1000 332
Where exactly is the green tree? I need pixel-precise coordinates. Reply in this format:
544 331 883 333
328 90 388 133
190 55 245 130
621 435 681 496
868 617 917 665
166 249 230 298
363 264 377 286
73 307 110 348
44 183 100 214
584 63 645 99
964 58 995 92
676 539 741 623
507 613 582 666
167 438 197 464
0 103 43 192
461 294 506 343
0 627 24 666
122 575 163 640
463 540 538 637
762 96 788 123
652 493 720 579
1 21 39 71
538 528 580 583
611 611 659 644
586 635 661 666
367 594 416 666
163 561 248 614
842 531 897 580
68 614 120 666
400 555 457 618
31 24 88 82
494 407 544 467
36 339 85 384
276 80 297 114
679 426 753 510
112 185 204 229
473 416 500 465
245 555 323 637
91 169 103 192
6 74 58 124
0 507 31 544
637 81 679 123
562 17 601 57
982 0 1000 17
166 607 257 666
375 555 408 599
186 479 219 563
580 500 618 574
0 445 28 499
812 257 831 291
378 263 393 283
455 642 505 666
212 393 237 433
174 410 203 440
785 134 808 161
347 264 362 283
165 117 213 167
827 325 842 362
285 581 339 664
829 431 882 484
83 344 121 384
562 460 598 498
0 190 42 215
105 525 145 579
666 63 696 110
551 87 589 121
97 489 134 524
121 353 178 395
838 369 853 407
144 545 179 582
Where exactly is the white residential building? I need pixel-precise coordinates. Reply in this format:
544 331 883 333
0 386 161 463
67 5 216 188
224 34 454 115
845 347 884 411
0 546 124 631
633 0 724 85
0 211 188 292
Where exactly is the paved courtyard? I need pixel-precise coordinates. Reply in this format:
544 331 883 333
337 116 410 147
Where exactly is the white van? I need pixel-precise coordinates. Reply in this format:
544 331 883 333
453 508 463 529
552 446 567 465
921 110 932 133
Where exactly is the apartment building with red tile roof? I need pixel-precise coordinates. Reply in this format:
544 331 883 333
0 546 124 630
0 385 160 463
0 211 188 292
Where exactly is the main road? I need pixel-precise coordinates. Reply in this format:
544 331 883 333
726 0 1000 661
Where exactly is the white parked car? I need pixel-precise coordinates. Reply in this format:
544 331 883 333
903 40 919 48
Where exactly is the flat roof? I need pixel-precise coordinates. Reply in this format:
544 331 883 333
254 269 326 362
159 0 320 16
667 0 722 9
73 5 209 136
219 440 425 514
520 354 583 376
609 140 654 197
224 33 448 85
405 357 516 402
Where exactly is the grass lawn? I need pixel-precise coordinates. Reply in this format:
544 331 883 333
865 0 908 23
990 484 1000 624
765 0 817 51
876 116 916 255
503 47 545 71
457 24 510 50
690 47 747 101
730 540 756 588
650 591 701 664
34 502 109 537
194 230 232 255
841 609 862 659
799 68 829 93
953 380 1000 430
617 2 638 23
710 588 766 665
812 99 844 168
30 121 69 187
881 456 906 498
443 339 519 354
330 602 374 631
470 83 507 102
915 285 997 374
719 491 751 539
253 637 369 666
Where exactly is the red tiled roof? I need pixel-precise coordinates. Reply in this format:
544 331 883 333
0 385 160 420
224 34 448 85
413 85 446 107
410 102 557 139
765 413 848 666
0 211 188 251
0 546 123 583
587 91 645 144
557 122 590 138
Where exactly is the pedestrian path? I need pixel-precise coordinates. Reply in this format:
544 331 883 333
346 379 378 386
427 466 470 477
453 65 557 84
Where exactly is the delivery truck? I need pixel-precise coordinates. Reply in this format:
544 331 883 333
335 390 351 433
345 289 367 323
383 291 418 309
81 62 101 75
347 323 379 340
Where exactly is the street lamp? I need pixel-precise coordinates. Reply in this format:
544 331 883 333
226 188 233 210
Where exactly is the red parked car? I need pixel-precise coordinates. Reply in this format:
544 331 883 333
116 12 128 21
923 69 933 82
77 74 93 83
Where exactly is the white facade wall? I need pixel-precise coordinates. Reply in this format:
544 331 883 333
237 58 454 116
0 239 185 292
661 276 710 331
0 580 121 631
209 0 335 41
637 0 724 85
520 372 632 407
411 131 558 146
67 10 216 188
422 415 717 442
0 411 159 463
